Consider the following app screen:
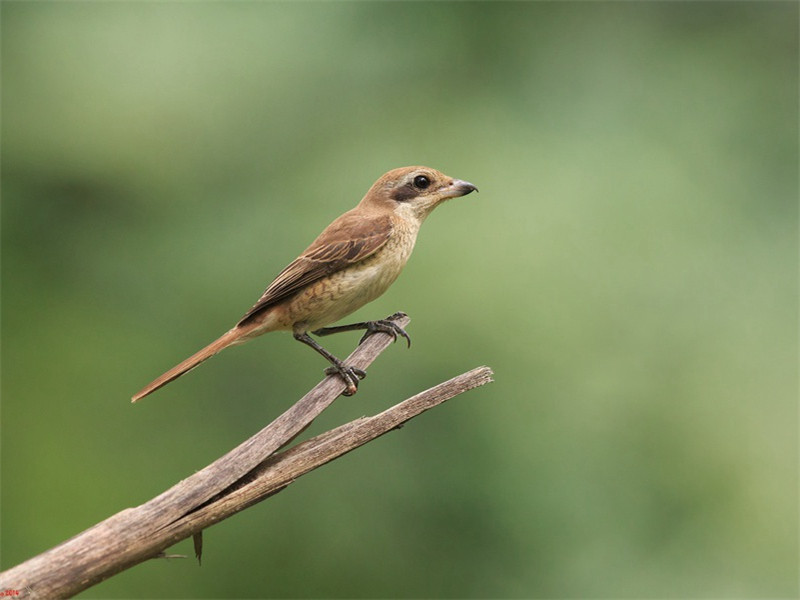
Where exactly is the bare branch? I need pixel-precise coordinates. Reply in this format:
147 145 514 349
0 313 493 599
161 366 494 542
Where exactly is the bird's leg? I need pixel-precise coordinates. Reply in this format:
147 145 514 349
312 312 411 348
293 331 365 396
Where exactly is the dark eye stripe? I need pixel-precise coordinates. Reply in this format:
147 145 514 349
391 183 418 202
391 173 435 202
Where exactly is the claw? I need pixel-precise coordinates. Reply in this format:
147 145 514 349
358 319 412 348
324 363 366 396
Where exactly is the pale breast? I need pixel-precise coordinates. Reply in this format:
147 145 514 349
287 220 418 332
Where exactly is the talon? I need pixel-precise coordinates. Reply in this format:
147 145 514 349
358 318 412 348
324 363 366 396
397 327 411 349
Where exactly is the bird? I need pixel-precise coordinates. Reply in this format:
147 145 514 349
131 166 478 402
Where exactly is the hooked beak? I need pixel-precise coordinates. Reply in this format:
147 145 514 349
440 179 479 199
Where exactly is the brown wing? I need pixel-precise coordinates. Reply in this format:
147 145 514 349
237 212 393 325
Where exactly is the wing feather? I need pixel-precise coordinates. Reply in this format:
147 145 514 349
237 212 393 325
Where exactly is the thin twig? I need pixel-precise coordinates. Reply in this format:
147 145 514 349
0 313 493 599
159 366 494 544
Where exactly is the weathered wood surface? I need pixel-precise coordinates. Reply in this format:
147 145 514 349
0 314 493 598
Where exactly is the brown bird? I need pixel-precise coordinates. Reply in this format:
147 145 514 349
131 166 478 402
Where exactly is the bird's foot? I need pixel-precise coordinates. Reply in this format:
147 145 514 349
324 361 367 396
358 313 412 348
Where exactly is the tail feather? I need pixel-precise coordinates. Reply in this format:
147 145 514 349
131 329 242 403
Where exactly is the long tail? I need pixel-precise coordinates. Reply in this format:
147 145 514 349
131 328 244 403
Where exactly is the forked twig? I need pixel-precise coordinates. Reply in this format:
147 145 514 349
0 314 493 598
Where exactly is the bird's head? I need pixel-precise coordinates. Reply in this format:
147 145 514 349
361 166 478 222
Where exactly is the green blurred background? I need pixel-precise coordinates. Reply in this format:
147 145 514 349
2 2 797 598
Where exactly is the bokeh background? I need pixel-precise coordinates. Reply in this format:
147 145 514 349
2 2 797 598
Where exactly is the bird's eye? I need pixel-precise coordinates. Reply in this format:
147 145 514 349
413 175 431 189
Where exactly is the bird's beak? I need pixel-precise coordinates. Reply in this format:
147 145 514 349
440 179 479 199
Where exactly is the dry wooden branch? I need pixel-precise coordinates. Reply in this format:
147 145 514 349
0 313 493 599
159 366 494 545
